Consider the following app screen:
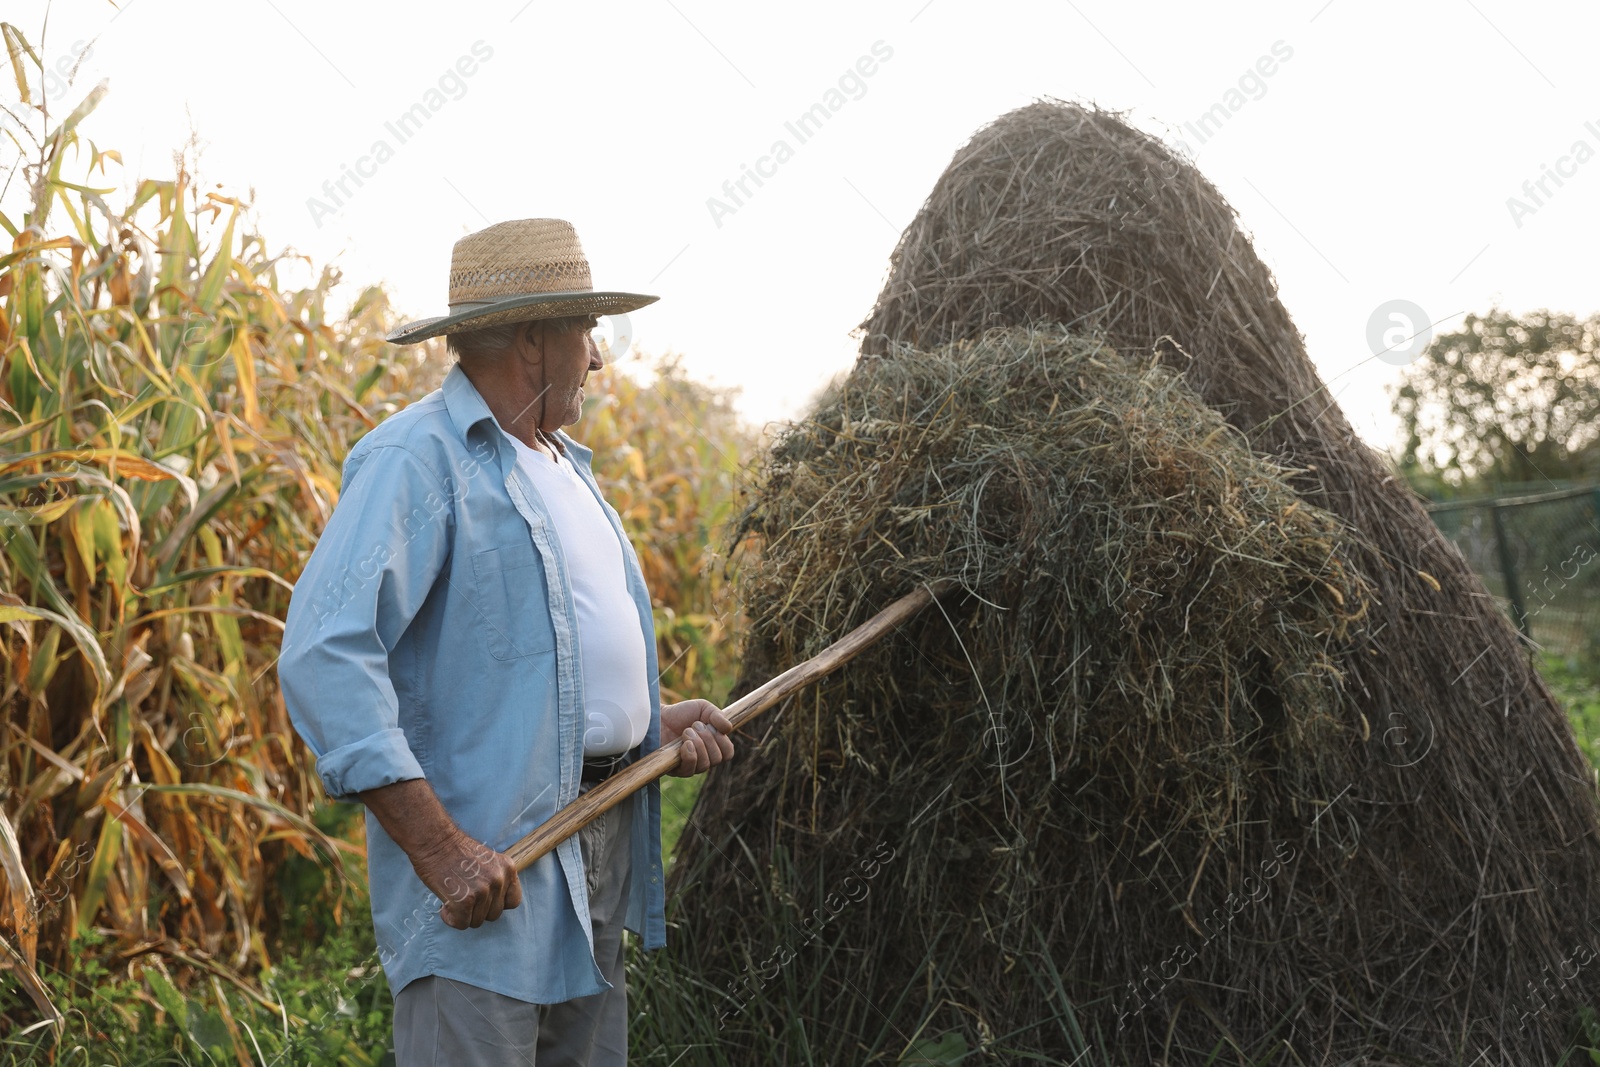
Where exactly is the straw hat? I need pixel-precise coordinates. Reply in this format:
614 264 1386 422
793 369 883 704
386 218 659 344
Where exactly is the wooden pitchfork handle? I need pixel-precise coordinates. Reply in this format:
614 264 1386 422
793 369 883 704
506 579 956 872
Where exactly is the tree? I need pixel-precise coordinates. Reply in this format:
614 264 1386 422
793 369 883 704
1392 306 1600 488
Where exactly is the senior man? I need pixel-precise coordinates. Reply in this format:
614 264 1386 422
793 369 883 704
278 218 734 1066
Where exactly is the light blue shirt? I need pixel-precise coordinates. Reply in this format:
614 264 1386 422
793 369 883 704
277 362 665 1005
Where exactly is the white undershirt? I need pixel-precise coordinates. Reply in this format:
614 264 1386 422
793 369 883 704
501 428 651 756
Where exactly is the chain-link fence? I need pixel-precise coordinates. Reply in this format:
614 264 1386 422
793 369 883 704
1427 485 1600 663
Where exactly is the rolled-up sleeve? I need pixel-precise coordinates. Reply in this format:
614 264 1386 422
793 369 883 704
278 443 453 800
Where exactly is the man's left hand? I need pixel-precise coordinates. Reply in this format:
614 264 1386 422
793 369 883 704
660 699 735 777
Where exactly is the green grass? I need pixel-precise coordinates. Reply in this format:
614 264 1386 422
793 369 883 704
1546 653 1600 772
1 914 394 1066
660 773 705 869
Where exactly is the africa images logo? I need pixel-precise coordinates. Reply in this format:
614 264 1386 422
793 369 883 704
306 41 495 227
705 41 895 228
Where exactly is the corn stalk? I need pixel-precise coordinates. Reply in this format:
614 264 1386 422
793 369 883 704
0 25 409 1036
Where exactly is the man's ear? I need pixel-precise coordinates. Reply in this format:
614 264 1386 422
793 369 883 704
521 319 545 361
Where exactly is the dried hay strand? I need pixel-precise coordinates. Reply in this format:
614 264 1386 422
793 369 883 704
674 100 1600 1063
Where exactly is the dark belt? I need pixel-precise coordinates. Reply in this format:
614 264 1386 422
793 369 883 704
581 744 641 785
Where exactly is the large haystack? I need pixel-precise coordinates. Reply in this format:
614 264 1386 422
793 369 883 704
673 101 1600 1063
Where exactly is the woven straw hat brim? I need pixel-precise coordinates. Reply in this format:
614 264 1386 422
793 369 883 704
386 289 659 345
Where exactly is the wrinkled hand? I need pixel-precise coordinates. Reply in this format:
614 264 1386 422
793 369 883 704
661 699 735 777
409 829 523 930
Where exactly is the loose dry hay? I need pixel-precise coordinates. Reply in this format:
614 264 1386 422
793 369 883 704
740 325 1366 856
675 99 1600 1064
674 324 1375 1061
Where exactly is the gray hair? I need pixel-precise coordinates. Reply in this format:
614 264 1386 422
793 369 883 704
447 314 594 362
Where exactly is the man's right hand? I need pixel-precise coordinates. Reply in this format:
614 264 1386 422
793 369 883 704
410 829 524 929
357 778 524 929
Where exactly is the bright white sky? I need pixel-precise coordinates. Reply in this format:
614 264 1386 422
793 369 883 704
7 0 1598 453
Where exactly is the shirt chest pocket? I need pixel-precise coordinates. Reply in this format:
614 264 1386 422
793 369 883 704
470 539 559 660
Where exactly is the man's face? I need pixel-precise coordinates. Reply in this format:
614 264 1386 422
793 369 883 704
524 314 603 431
